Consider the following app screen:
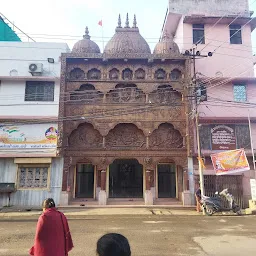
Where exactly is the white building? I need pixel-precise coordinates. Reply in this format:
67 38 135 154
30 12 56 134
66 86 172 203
0 42 69 207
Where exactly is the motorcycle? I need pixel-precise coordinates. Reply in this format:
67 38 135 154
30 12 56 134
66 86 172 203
201 188 242 216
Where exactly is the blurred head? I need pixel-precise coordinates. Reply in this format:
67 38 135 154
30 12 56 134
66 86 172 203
42 198 55 212
97 233 131 256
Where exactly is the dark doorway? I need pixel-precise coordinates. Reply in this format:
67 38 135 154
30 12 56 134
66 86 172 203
76 164 95 198
158 164 176 198
109 159 143 198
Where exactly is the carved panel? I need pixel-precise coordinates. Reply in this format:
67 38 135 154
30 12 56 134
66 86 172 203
109 68 120 80
154 68 166 80
149 123 183 149
135 68 146 79
106 84 145 103
69 123 103 149
105 124 146 149
70 68 85 80
149 85 182 105
88 68 101 79
122 68 133 80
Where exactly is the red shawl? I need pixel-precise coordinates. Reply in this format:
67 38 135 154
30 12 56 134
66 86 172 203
29 208 74 256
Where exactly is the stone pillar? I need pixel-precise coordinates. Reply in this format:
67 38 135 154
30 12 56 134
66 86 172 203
145 169 153 205
96 169 101 200
99 169 107 205
60 157 72 206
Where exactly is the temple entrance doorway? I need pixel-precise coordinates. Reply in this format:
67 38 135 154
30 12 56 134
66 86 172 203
109 159 143 198
157 164 176 198
75 164 95 198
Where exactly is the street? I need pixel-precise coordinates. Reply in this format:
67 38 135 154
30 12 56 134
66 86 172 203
0 214 255 256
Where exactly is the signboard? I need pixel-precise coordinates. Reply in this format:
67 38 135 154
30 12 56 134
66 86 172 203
211 149 250 175
250 179 256 201
211 124 236 150
0 124 58 150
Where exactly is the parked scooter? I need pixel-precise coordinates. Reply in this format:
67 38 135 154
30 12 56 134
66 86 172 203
201 188 242 216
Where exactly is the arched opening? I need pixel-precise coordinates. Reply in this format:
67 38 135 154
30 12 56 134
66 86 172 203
70 84 103 102
106 84 145 103
154 68 166 79
109 159 143 198
149 85 182 105
70 68 85 80
87 68 101 79
170 69 182 80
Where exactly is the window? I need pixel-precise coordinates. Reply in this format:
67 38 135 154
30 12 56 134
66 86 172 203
193 24 205 44
25 81 54 101
18 165 49 189
230 25 242 44
233 84 246 102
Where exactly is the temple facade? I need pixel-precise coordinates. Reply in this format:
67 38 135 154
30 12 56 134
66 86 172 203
59 14 192 206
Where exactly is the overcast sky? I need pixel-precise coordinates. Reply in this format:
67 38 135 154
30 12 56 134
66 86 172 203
0 0 255 55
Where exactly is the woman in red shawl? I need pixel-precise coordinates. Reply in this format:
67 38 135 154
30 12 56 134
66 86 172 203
29 198 74 256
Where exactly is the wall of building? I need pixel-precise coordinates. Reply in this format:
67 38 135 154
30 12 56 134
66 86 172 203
181 23 254 77
0 80 60 117
0 157 63 207
169 0 250 16
0 42 69 76
198 81 256 118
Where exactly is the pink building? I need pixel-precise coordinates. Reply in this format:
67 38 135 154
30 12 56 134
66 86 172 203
163 0 256 207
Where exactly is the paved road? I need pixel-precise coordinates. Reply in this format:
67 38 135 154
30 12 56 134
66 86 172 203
0 215 255 256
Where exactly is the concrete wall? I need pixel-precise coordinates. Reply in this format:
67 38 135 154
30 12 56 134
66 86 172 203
0 42 69 77
0 157 63 207
0 80 60 117
182 23 254 78
0 42 69 118
169 0 250 16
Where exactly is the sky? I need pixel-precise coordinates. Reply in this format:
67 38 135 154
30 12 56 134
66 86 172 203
0 0 255 54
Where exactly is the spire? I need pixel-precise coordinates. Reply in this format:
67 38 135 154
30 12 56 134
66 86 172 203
125 13 130 28
117 14 122 28
83 26 90 39
133 14 137 28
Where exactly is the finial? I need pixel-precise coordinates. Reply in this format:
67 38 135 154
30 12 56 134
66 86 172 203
133 14 137 28
162 30 172 41
125 13 130 28
83 26 90 39
118 14 122 28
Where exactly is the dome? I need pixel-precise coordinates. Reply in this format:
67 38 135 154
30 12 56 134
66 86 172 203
153 31 180 56
104 14 151 57
72 27 100 54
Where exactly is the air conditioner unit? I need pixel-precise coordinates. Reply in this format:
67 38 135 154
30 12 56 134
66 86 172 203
28 63 43 74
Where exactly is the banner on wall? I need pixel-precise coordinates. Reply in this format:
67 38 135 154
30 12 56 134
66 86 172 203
211 149 250 175
0 124 58 151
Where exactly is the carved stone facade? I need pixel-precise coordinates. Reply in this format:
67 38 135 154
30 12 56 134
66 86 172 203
58 14 192 205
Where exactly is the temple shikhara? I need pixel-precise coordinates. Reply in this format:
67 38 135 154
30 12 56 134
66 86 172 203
58 14 192 205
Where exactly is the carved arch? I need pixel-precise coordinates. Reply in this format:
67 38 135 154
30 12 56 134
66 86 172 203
70 68 85 80
105 123 146 149
170 69 182 80
149 85 182 105
106 84 145 103
154 68 166 80
122 68 133 80
109 68 120 80
149 123 183 149
135 68 146 80
68 122 103 149
87 68 101 79
70 83 103 103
